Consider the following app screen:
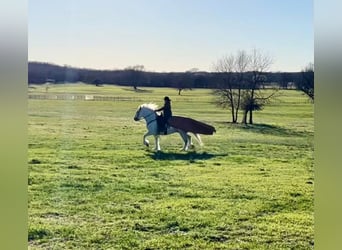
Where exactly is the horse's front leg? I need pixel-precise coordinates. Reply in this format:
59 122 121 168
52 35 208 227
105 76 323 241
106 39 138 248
154 135 161 151
143 132 151 147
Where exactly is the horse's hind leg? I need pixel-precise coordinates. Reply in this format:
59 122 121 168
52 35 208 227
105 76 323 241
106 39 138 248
154 135 161 151
179 131 189 151
193 133 203 146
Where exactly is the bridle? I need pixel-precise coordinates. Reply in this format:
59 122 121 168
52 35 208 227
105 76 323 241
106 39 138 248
137 107 157 126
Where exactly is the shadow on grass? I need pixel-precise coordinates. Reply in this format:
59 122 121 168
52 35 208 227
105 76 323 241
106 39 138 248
147 151 228 161
219 122 313 137
242 123 313 137
122 87 153 93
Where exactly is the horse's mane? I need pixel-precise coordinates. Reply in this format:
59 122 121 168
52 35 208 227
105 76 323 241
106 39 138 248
140 103 158 110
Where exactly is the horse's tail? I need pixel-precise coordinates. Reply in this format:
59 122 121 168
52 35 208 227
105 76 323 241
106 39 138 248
193 133 203 146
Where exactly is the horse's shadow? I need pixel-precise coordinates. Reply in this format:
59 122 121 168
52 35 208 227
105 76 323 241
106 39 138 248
147 151 227 161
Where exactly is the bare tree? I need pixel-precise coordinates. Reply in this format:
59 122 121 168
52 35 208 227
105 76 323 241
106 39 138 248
212 54 239 123
234 50 250 122
296 63 314 102
240 89 278 124
242 48 274 124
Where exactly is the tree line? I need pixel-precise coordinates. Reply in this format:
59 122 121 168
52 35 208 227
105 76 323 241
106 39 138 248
28 61 306 92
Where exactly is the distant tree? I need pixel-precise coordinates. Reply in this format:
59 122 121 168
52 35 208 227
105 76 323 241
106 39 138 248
296 63 314 102
279 72 291 89
124 65 145 90
175 68 197 95
92 79 102 86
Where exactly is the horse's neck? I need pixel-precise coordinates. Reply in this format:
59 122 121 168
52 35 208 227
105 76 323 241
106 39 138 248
143 108 156 122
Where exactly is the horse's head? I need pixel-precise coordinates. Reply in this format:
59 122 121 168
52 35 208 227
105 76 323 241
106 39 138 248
134 106 142 121
134 103 158 121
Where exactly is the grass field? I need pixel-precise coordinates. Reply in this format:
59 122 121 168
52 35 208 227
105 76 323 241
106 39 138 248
28 84 314 249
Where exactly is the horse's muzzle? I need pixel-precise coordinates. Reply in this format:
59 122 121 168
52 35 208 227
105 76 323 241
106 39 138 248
134 117 139 121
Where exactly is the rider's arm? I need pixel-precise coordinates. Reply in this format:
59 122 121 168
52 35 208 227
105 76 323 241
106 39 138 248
155 106 164 112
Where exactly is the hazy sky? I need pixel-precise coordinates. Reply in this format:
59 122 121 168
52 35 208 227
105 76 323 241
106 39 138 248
29 0 313 72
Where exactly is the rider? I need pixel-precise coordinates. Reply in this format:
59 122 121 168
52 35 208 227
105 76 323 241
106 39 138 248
155 96 172 134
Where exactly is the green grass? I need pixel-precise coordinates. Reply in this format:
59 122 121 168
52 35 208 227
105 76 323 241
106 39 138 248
28 84 313 249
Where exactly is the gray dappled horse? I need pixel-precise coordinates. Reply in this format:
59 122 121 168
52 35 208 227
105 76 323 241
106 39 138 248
134 103 202 151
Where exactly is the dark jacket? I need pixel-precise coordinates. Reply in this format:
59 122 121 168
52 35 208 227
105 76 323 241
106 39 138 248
156 101 172 121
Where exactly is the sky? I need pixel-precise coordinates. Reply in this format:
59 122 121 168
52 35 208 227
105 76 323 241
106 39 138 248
28 0 313 72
